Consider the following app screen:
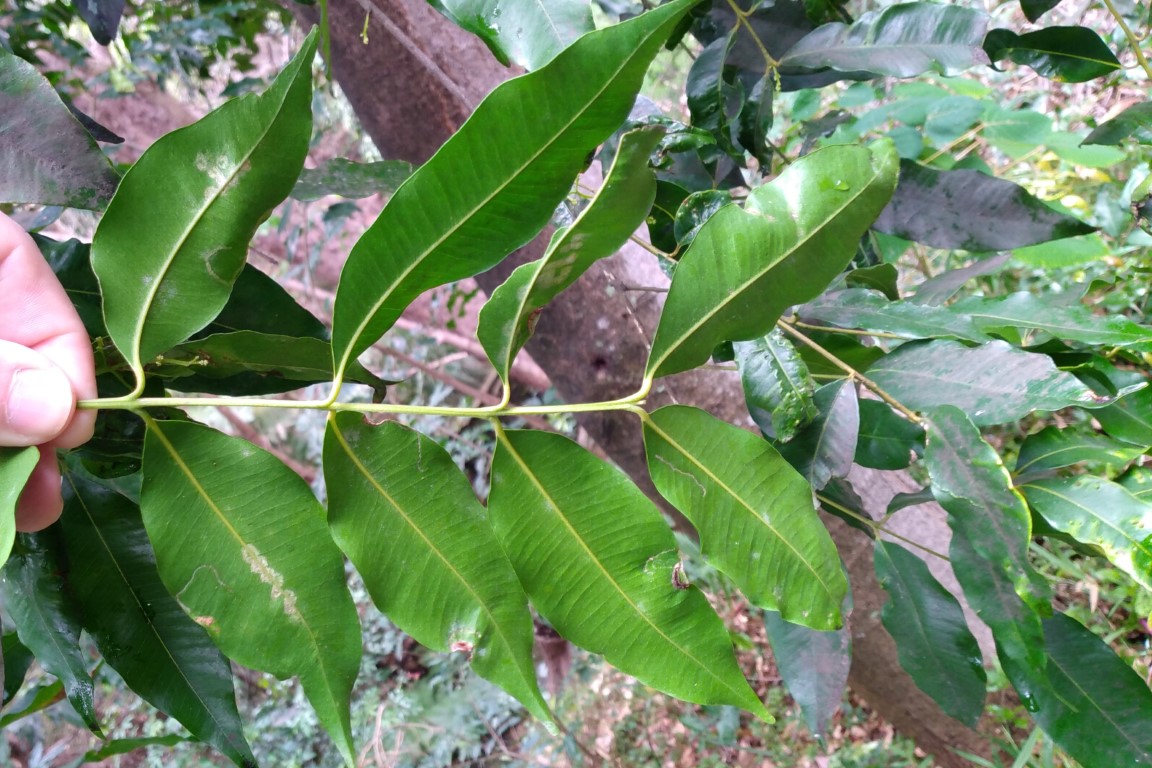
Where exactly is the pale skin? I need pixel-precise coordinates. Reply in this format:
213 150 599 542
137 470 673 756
0 212 96 531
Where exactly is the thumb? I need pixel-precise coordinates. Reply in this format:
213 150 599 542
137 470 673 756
0 340 76 447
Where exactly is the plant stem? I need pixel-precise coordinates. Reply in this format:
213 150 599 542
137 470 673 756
789 319 909 340
816 492 950 562
1101 0 1152 80
776 319 923 425
725 0 780 69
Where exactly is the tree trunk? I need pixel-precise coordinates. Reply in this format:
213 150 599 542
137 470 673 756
297 1 997 763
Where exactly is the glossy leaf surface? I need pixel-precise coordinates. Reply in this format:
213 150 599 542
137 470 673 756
763 609 850 737
331 1 696 380
74 0 125 44
867 340 1104 425
1 632 33 706
1028 614 1152 766
855 400 923 470
91 31 317 372
3 531 102 735
1021 476 1152 592
490 428 770 718
984 27 1120 83
324 414 548 723
478 126 663 388
0 448 37 568
60 466 255 767
1120 466 1152 501
142 419 361 764
952 292 1152 350
0 47 118 209
1096 386 1152 446
799 289 989 342
646 141 898 379
432 0 594 70
779 3 989 77
734 329 818 442
874 161 1095 250
205 265 327 340
291 158 413 201
778 380 859 491
925 406 1049 676
643 406 847 630
1016 426 1145 474
1083 102 1152 146
874 541 985 726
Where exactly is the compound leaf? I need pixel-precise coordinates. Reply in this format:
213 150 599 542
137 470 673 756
646 141 898 379
91 30 317 374
142 419 360 764
643 405 846 630
490 428 770 719
324 414 548 724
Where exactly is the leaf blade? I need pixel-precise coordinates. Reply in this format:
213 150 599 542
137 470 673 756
643 405 847 630
324 414 549 724
142 419 361 764
91 30 317 372
646 141 898 379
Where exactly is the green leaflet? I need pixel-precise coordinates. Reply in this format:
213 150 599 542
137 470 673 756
924 406 1049 679
778 3 989 77
763 608 850 737
645 141 898 379
778 380 859 491
0 47 119 209
1021 476 1152 593
855 399 924 470
323 414 549 725
799 289 990 342
0 447 38 568
3 530 103 736
330 0 698 382
142 419 361 765
490 428 770 719
1025 614 1152 766
866 340 1107 426
477 126 664 390
60 465 255 767
874 541 986 727
432 0 594 70
951 292 1152 350
91 30 317 375
734 329 818 442
983 27 1121 83
1084 102 1152 146
642 405 847 630
1120 466 1152 501
1015 426 1145 474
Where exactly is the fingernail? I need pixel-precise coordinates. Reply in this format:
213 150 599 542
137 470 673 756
7 368 73 442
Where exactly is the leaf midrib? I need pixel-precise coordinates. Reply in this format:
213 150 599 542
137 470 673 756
329 422 534 685
497 432 750 700
644 415 841 606
336 19 671 379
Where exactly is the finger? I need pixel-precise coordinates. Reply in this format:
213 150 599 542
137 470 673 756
0 213 96 448
0 340 75 446
15 447 63 532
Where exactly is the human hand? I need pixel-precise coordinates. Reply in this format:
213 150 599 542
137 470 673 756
0 212 97 531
